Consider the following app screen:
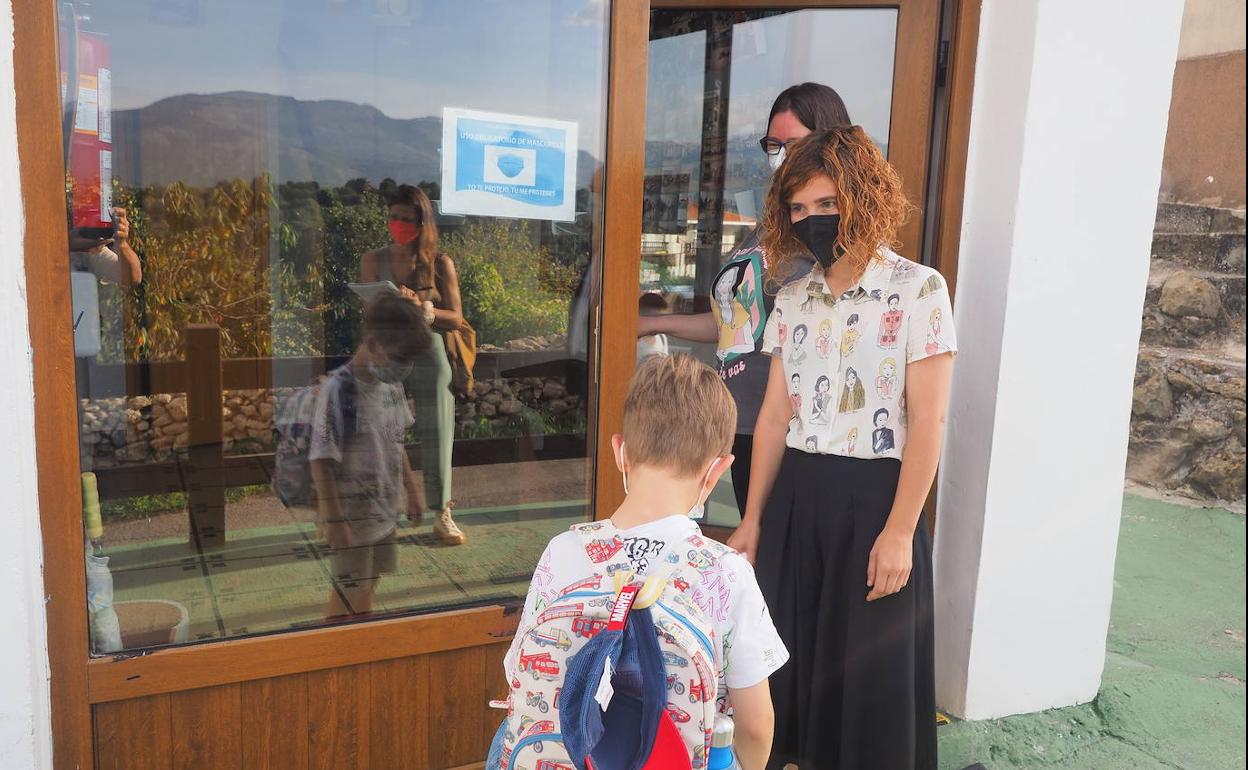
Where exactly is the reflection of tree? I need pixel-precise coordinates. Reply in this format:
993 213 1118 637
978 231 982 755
443 219 579 347
99 176 584 361
106 177 327 362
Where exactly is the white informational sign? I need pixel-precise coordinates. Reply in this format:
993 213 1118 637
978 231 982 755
98 68 112 143
71 271 102 358
75 74 100 135
440 107 578 222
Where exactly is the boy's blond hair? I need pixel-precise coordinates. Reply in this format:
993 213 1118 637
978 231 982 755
622 354 736 477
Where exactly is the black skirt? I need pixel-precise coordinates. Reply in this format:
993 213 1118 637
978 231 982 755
756 449 936 770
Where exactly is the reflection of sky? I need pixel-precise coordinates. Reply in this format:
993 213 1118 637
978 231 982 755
648 9 898 144
78 0 609 148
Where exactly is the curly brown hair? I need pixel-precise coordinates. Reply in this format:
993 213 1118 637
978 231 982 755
762 127 912 285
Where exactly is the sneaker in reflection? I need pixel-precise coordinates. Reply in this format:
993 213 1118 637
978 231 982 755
433 508 466 545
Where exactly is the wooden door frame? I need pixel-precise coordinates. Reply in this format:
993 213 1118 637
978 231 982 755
14 2 651 768
15 0 978 766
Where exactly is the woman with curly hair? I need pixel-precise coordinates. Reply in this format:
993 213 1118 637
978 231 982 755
727 127 957 769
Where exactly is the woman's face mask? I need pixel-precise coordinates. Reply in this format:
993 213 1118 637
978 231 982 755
792 214 842 269
767 145 787 173
388 220 419 246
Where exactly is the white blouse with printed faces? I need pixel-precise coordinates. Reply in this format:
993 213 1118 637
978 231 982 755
761 248 957 459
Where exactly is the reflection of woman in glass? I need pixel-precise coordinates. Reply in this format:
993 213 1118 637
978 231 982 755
636 83 853 516
359 184 466 545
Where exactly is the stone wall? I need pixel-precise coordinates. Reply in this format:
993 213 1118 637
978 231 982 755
1128 202 1246 502
81 375 579 468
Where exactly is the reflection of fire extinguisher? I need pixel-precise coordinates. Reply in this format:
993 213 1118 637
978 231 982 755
60 4 114 239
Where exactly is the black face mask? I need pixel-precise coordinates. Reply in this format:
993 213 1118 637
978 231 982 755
792 214 841 269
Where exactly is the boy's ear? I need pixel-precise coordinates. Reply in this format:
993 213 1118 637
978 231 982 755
704 453 735 491
611 434 626 473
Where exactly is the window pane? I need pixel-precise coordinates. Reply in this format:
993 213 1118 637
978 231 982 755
62 0 607 653
642 9 898 527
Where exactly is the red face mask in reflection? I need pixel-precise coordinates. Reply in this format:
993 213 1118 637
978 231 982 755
388 220 419 245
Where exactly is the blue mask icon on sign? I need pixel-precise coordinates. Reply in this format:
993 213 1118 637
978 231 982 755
496 153 526 179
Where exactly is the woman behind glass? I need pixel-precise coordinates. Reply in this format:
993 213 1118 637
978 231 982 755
637 82 852 515
360 184 466 545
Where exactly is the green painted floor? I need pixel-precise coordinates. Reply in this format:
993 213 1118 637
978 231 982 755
938 495 1246 769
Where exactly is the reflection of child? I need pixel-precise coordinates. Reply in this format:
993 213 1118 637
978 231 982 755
637 293 671 361
311 293 431 619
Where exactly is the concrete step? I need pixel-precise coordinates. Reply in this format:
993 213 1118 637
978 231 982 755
1154 201 1246 235
1151 232 1246 272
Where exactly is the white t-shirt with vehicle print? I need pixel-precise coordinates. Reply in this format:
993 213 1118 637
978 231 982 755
503 515 789 710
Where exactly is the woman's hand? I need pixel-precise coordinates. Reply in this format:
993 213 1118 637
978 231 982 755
727 517 761 564
866 525 912 601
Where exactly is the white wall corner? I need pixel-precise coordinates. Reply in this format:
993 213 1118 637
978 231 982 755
0 0 55 766
935 0 1185 720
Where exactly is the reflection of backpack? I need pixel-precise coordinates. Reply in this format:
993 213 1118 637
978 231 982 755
494 520 727 770
271 369 357 509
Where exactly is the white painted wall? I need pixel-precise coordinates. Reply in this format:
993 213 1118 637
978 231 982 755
0 0 55 766
934 0 1185 719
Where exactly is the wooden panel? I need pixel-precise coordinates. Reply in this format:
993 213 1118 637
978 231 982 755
480 642 511 750
427 647 488 769
169 684 242 769
13 2 95 768
94 695 172 770
308 665 371 770
368 657 430 770
889 0 943 258
89 604 519 703
241 674 310 770
933 0 983 298
595 0 651 520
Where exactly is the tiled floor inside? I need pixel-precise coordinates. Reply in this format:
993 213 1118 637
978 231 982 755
105 500 589 646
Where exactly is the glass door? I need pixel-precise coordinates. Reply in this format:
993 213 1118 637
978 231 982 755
638 3 939 530
56 0 610 654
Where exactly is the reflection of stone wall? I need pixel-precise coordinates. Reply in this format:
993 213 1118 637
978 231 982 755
81 376 579 467
1128 202 1246 502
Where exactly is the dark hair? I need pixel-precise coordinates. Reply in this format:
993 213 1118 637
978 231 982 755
769 82 852 133
847 313 859 324
888 293 900 304
363 291 433 364
638 292 669 313
385 183 439 265
874 407 890 422
793 323 808 341
816 375 831 390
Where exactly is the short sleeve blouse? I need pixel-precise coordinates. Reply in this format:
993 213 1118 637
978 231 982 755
761 249 957 459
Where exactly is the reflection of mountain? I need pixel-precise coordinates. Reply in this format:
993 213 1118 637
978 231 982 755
112 92 599 189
